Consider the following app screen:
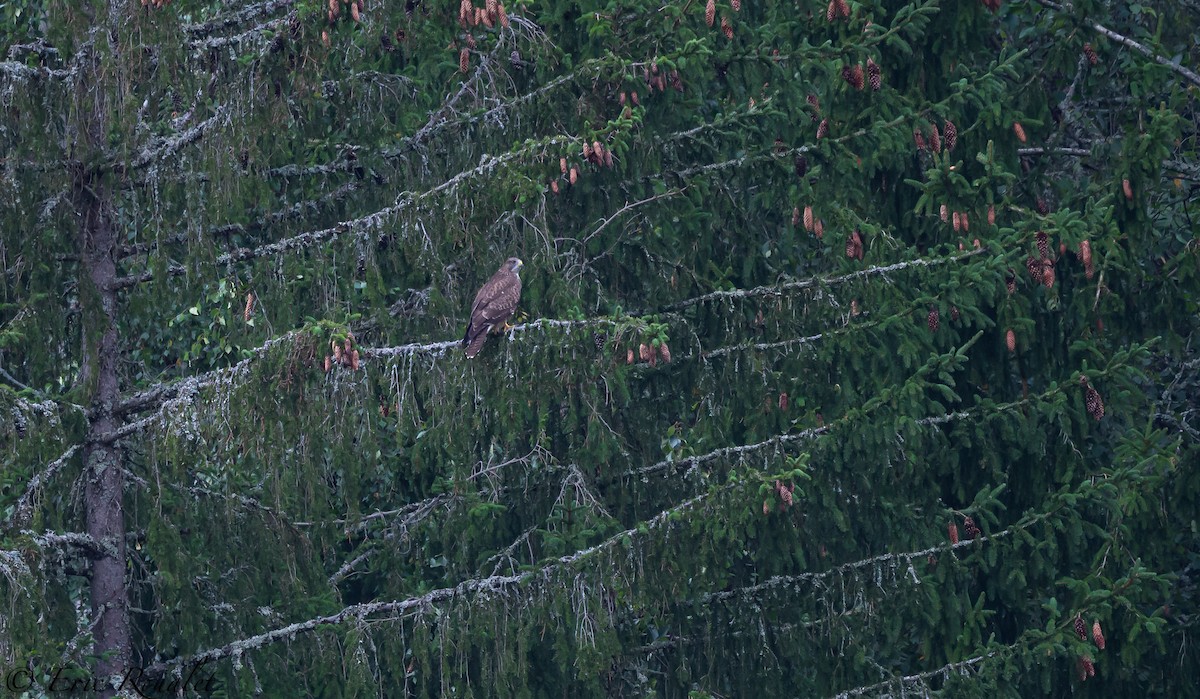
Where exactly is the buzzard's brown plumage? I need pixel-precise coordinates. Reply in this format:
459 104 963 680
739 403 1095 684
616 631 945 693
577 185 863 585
463 257 523 358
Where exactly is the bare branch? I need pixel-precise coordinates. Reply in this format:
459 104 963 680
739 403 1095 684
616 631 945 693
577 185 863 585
132 106 231 169
831 652 996 698
664 248 987 312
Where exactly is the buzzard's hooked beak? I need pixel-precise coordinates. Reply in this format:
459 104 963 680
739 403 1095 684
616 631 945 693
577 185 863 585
512 258 524 272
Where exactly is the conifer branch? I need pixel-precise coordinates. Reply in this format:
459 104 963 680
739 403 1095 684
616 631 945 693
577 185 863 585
662 249 986 311
25 530 120 559
182 0 295 39
149 490 711 678
132 106 232 169
8 445 81 531
830 651 997 698
108 263 187 290
215 136 574 265
1033 0 1200 88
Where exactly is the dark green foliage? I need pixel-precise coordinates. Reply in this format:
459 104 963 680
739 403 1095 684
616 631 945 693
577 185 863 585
2 0 1199 696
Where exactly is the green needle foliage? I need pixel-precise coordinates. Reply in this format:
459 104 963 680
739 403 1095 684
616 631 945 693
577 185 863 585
2 0 1197 696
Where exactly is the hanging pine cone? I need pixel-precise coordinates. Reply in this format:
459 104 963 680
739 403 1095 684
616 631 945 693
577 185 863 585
244 292 255 321
842 64 864 90
794 154 808 178
1013 121 1027 143
1083 43 1098 65
498 2 509 27
1092 621 1105 650
961 212 969 232
952 211 961 232
816 118 829 139
1042 261 1056 289
1074 615 1088 641
944 119 957 151
732 0 740 11
807 94 821 120
988 205 996 226
659 342 672 363
914 128 927 152
1036 197 1049 215
705 0 715 26
778 392 788 410
963 516 981 539
826 0 837 22
927 306 940 332
950 306 960 322
930 123 942 153
803 205 814 232
948 521 959 544
1084 382 1104 420
1026 256 1042 281
867 58 881 90
836 0 850 17
1006 269 1016 295
814 218 824 238
1006 328 1016 353
721 14 733 38
1036 230 1050 260
1122 178 1133 200
940 203 948 222
459 47 470 73
1079 239 1095 279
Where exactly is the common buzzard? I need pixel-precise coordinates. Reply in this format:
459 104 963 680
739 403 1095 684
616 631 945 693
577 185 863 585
462 257 523 358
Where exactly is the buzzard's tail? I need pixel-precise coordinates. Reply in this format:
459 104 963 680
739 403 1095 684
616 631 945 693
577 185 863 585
464 329 488 359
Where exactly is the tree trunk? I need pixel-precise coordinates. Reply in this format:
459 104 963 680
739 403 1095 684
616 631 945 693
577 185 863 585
78 162 129 697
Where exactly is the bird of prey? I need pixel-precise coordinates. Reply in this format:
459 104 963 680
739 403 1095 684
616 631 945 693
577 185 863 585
462 257 523 358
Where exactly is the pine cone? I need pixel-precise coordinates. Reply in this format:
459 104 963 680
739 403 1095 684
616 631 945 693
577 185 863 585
836 0 850 17
1079 239 1095 279
930 123 941 153
927 306 940 332
940 203 948 222
952 211 961 232
1036 197 1049 215
961 211 969 232
1026 256 1042 281
914 128 927 152
498 3 509 27
705 0 715 26
1083 43 1098 65
950 306 960 322
721 14 732 39
1036 230 1050 260
807 94 821 120
963 516 981 538
794 154 808 178
1013 121 1027 143
1092 621 1105 650
816 118 828 139
803 205 814 232
1074 615 1088 641
988 205 996 226
659 342 672 363
814 218 824 239
1085 384 1104 420
1122 178 1133 200
948 521 959 544
1006 329 1016 353
459 47 470 73
867 58 881 90
1006 269 1016 295
244 292 255 321
842 63 864 90
732 0 740 11
826 0 837 22
1042 261 1056 289
778 392 788 411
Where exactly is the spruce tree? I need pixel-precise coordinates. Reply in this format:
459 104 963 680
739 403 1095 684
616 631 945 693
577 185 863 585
2 0 1197 696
